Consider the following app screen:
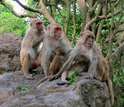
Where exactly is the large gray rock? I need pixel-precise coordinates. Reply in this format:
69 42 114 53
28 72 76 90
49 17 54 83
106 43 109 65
0 33 22 74
0 71 111 107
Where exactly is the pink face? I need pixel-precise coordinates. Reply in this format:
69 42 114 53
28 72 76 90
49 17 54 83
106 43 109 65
54 27 62 38
86 35 94 45
36 22 43 31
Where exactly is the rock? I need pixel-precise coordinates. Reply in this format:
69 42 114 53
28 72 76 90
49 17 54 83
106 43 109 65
0 33 22 74
0 71 111 107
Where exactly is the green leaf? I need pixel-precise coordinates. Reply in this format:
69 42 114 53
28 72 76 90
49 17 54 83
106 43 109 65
17 86 21 90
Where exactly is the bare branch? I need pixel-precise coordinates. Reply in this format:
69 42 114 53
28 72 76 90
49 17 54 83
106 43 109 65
84 16 98 30
0 0 37 18
88 1 100 13
84 3 102 30
114 0 123 34
107 0 120 13
64 0 71 36
13 0 40 13
84 8 122 30
111 43 124 63
77 0 87 31
45 2 65 20
96 2 107 42
114 27 124 34
72 0 76 45
39 0 56 23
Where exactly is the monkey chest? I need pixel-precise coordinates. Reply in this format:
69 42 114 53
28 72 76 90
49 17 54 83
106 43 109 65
51 40 60 47
85 49 94 62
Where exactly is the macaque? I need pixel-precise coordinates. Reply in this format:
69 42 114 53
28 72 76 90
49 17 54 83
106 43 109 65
60 54 89 84
94 53 114 106
37 47 66 86
20 18 46 79
39 23 72 77
50 30 114 106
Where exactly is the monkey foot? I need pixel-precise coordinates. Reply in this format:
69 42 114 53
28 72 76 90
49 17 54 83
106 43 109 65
84 74 94 79
25 74 34 80
49 75 59 81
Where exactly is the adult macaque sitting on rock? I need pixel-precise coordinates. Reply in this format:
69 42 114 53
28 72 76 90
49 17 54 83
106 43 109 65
39 23 72 77
37 47 66 86
50 30 114 106
20 18 46 79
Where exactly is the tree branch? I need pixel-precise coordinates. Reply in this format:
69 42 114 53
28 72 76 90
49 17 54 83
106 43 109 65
88 1 100 13
84 8 122 30
77 0 87 31
72 0 76 45
13 0 40 12
39 0 56 23
64 0 71 36
0 0 37 18
111 43 124 63
114 0 123 34
96 2 107 42
44 2 65 20
114 27 124 34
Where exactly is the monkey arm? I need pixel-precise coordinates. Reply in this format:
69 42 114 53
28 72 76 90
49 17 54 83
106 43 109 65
50 48 79 81
86 56 98 79
42 49 51 76
32 36 44 48
61 39 72 54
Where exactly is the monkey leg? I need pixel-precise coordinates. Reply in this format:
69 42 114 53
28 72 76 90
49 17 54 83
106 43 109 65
107 79 114 106
22 54 33 79
57 71 75 85
61 71 69 84
37 75 52 86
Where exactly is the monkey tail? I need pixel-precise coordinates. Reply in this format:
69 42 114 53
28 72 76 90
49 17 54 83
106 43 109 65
57 82 66 85
37 75 52 86
107 79 114 106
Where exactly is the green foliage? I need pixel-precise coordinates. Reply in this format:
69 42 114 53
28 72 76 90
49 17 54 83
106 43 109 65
0 5 29 37
69 71 79 85
17 85 29 91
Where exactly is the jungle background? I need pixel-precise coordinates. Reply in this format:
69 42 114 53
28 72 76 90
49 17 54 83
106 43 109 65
0 0 124 106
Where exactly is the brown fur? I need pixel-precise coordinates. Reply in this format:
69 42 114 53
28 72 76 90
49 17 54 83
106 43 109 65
39 23 72 77
50 30 114 105
20 18 46 79
94 53 114 105
61 54 89 83
37 47 65 86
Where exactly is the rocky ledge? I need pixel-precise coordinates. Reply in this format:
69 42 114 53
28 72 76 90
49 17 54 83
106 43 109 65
0 71 111 107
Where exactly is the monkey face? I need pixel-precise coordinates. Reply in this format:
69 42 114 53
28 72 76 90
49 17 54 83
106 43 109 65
86 35 94 47
54 26 62 39
36 21 44 31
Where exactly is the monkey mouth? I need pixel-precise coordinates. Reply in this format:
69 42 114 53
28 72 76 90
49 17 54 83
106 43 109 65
88 42 92 45
40 28 43 31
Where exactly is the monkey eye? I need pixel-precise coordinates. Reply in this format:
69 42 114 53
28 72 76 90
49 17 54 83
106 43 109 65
37 22 43 25
92 36 94 39
87 35 91 38
56 28 59 30
87 35 94 39
55 27 61 31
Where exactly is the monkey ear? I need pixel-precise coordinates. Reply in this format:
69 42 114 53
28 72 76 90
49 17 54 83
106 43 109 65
80 32 84 36
30 23 32 26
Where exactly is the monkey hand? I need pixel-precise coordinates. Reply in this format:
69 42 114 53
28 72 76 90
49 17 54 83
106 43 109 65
49 74 60 81
84 73 94 79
